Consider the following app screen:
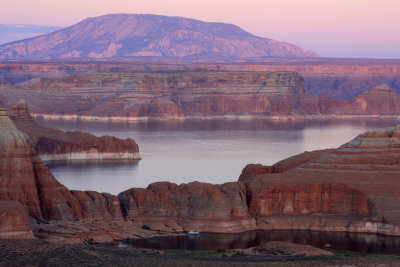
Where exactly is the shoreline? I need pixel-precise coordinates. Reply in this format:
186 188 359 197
40 152 142 161
32 113 400 122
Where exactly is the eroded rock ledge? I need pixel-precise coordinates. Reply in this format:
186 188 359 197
9 101 140 160
1 108 400 243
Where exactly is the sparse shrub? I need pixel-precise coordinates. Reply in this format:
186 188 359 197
141 224 151 230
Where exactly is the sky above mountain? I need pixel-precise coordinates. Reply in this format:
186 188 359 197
1 0 399 59
0 24 61 45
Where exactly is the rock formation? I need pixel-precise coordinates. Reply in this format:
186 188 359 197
118 182 256 233
239 124 400 235
0 110 142 242
0 200 33 239
1 106 400 242
2 69 400 120
9 101 140 160
2 59 400 100
119 124 400 236
0 14 317 60
239 149 333 181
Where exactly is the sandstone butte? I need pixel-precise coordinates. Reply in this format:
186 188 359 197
1 106 400 244
1 70 400 120
8 100 140 161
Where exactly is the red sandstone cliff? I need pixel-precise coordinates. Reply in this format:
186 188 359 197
118 182 256 233
0 200 33 239
1 106 400 242
1 59 399 100
9 101 140 160
0 110 130 220
239 124 400 234
0 110 143 242
1 70 400 120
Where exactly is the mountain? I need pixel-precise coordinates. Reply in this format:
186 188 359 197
0 14 318 60
0 24 61 45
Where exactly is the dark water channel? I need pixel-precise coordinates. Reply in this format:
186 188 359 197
120 230 400 254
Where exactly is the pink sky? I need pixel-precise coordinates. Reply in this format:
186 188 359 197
2 0 400 58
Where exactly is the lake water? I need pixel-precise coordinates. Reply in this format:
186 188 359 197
37 118 399 194
121 230 400 254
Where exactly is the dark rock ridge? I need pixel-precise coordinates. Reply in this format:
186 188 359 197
9 101 140 160
1 109 400 242
0 14 318 60
1 70 400 119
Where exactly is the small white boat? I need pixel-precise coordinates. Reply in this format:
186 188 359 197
188 231 200 235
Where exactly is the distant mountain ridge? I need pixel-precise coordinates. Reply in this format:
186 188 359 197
0 14 318 60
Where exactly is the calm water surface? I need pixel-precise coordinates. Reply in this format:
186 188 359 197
121 230 400 254
37 118 399 194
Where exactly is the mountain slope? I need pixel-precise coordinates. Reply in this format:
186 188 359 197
0 14 318 60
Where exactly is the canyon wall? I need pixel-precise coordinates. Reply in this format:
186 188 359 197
1 69 400 119
0 110 147 242
240 124 400 234
1 59 400 100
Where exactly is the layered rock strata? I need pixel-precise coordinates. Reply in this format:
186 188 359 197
1 70 400 120
119 124 400 236
0 200 33 239
239 124 400 235
1 59 400 102
0 111 146 242
1 107 400 242
9 101 140 160
118 182 256 233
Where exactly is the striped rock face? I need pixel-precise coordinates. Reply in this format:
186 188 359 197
241 124 400 235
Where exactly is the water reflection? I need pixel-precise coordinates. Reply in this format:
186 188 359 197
124 230 400 254
46 160 140 193
35 117 400 133
39 118 399 194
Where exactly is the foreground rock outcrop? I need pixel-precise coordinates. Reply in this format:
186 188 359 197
0 200 33 239
118 182 256 233
1 106 400 242
239 124 400 235
9 101 140 160
0 109 146 242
